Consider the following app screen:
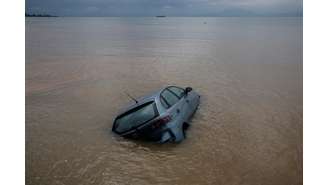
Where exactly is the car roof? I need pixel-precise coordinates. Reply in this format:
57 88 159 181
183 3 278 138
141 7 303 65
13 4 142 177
115 85 183 117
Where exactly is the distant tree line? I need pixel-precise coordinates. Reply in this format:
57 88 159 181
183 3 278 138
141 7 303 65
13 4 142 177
25 13 58 17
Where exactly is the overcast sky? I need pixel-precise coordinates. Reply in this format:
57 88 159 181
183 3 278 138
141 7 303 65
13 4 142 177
26 0 303 17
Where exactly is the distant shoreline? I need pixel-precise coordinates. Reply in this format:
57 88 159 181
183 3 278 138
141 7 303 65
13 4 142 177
25 13 58 17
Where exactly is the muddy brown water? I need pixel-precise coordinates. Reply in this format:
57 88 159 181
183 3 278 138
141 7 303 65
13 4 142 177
26 17 302 185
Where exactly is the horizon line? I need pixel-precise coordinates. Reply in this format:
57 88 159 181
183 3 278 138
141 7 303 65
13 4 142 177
25 15 303 18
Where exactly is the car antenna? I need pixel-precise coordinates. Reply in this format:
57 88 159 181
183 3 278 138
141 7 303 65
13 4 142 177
125 92 138 104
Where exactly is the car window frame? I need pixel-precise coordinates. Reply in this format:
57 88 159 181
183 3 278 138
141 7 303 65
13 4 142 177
160 95 170 109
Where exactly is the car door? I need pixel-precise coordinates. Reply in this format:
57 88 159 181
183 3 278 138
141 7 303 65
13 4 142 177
187 91 199 115
166 86 191 122
160 89 186 141
160 89 181 119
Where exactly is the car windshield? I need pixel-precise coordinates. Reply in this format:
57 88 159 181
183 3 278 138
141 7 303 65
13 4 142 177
161 89 179 108
168 86 185 98
114 101 157 133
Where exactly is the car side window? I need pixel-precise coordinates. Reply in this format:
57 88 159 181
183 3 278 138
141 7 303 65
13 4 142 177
160 96 169 109
161 89 179 108
168 86 185 98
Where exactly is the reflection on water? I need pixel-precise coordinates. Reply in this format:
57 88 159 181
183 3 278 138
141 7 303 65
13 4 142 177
26 17 302 185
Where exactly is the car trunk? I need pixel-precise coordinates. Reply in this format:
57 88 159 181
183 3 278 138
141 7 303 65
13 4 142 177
122 118 165 141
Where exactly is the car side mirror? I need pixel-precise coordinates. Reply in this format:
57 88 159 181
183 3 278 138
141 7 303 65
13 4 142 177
185 87 193 95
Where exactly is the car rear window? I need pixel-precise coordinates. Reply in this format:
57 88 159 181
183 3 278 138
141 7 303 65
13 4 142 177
114 101 158 133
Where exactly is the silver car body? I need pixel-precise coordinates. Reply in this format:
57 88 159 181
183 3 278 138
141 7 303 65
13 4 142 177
112 86 200 143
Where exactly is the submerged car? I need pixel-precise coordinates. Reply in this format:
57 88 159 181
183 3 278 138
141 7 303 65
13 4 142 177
112 86 200 143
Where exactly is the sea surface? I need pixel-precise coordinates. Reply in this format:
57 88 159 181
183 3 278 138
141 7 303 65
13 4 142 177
26 17 302 185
